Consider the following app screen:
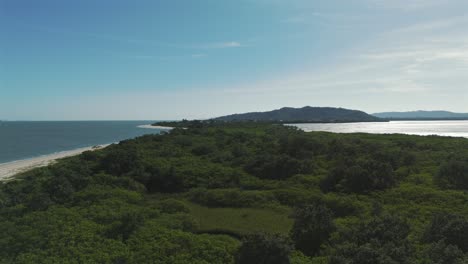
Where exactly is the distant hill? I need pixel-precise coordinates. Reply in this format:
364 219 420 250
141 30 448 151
213 106 382 123
373 111 468 120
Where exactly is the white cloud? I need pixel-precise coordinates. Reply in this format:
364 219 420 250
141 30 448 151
368 0 457 11
201 41 245 49
388 15 468 35
195 10 468 113
82 9 467 118
191 53 207 58
221 41 242 47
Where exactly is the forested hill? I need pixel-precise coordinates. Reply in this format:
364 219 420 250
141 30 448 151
373 110 468 120
213 106 382 123
1 122 468 263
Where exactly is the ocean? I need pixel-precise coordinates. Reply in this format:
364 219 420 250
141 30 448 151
291 120 468 138
0 121 164 164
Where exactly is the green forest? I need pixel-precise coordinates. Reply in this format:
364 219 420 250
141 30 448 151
1 122 468 263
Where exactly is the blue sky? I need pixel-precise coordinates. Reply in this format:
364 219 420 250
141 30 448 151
1 0 468 120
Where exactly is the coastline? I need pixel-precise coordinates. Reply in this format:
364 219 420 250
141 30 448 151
138 124 174 130
0 124 170 181
0 144 110 181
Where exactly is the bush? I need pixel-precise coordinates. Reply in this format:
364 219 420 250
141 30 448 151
427 240 468 264
156 199 190 214
330 215 414 264
128 223 238 264
435 160 468 190
236 233 293 264
245 154 309 180
189 188 274 208
101 146 140 176
291 203 335 256
323 194 361 217
423 213 468 252
146 166 184 193
192 144 216 156
321 160 396 194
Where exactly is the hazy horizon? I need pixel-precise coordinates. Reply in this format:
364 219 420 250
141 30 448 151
3 106 468 122
2 0 468 120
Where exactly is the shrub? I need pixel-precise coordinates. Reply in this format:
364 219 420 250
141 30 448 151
236 233 293 264
435 160 468 190
146 166 184 193
427 240 468 264
245 154 307 180
423 213 468 252
101 146 140 176
128 223 237 264
321 160 396 194
189 188 274 208
330 215 414 264
156 199 190 214
291 203 335 256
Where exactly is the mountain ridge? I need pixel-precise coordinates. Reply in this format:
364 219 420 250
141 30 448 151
213 106 382 123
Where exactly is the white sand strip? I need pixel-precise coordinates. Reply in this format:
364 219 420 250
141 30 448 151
138 124 174 130
0 145 110 181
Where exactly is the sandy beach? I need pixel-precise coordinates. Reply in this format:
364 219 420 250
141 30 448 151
0 145 110 181
0 124 170 181
138 124 174 130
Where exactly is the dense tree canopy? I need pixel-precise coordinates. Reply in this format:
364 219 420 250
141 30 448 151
235 233 293 264
291 203 335 256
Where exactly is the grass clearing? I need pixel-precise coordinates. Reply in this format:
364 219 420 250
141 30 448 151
186 201 293 236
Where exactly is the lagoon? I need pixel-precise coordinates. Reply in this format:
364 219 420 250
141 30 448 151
291 120 468 138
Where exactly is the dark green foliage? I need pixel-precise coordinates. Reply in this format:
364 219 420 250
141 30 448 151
45 174 75 202
236 233 293 264
436 159 468 190
321 159 396 194
156 198 190 214
427 240 468 264
189 188 274 208
291 203 335 256
192 143 216 155
330 215 414 264
105 211 145 240
2 207 130 263
101 144 140 176
128 222 238 264
146 166 184 193
245 154 308 180
423 213 468 252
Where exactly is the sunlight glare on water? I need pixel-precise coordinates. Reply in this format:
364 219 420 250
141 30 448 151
291 121 468 138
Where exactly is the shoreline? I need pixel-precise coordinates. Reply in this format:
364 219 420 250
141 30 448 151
0 124 170 181
138 124 174 130
0 144 110 181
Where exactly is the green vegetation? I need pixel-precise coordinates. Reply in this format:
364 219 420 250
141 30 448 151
236 233 293 264
291 203 335 256
187 202 293 236
1 122 468 263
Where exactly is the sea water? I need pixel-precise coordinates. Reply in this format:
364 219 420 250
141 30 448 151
0 121 164 163
291 120 468 138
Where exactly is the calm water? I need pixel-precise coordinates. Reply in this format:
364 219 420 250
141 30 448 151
291 121 468 138
0 121 164 163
